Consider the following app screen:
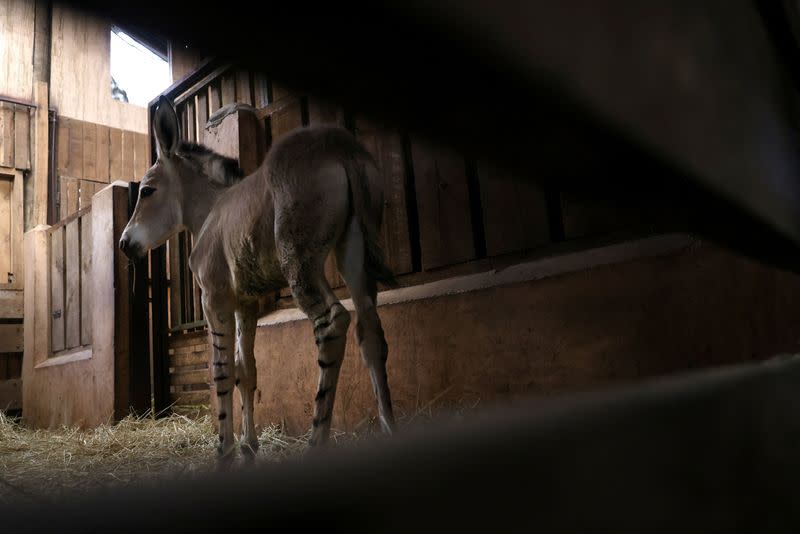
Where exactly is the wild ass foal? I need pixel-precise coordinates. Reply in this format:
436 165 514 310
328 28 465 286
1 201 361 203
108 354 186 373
119 96 397 465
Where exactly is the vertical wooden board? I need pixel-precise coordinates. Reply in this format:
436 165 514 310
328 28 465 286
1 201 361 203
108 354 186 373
410 138 476 270
355 119 413 275
0 104 15 167
95 125 110 182
50 228 65 352
109 127 123 180
78 180 95 209
209 84 222 115
67 118 84 180
253 73 269 107
168 236 182 328
14 107 30 170
185 100 196 143
0 177 11 283
7 353 22 379
181 232 194 321
478 160 550 256
57 117 71 177
59 176 79 219
235 70 252 105
82 121 97 181
307 97 344 127
80 214 92 345
196 93 209 145
221 73 236 106
189 235 203 321
11 171 23 288
270 98 303 140
121 130 135 181
64 218 80 349
134 133 149 180
271 82 290 102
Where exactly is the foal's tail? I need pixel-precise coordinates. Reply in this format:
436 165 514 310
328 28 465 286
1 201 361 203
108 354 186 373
346 149 400 289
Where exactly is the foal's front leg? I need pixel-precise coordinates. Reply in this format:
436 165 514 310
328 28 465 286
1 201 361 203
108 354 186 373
203 295 237 467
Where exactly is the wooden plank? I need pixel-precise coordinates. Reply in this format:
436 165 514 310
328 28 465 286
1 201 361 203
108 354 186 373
170 390 210 405
170 368 209 387
196 92 209 145
13 106 30 170
478 160 550 256
0 103 14 167
185 100 196 143
170 349 208 368
355 119 413 275
235 70 252 105
168 236 182 328
0 378 22 411
0 177 11 285
253 72 270 107
109 127 122 180
121 130 135 181
270 97 303 140
11 171 23 289
60 176 79 219
169 331 208 348
0 324 23 352
134 132 149 180
95 125 110 182
209 83 222 115
410 137 476 270
67 118 83 180
78 179 99 209
64 218 80 349
0 290 23 319
57 116 71 176
82 121 97 181
50 227 65 352
181 232 194 321
272 82 291 102
190 235 203 321
80 213 92 346
221 72 236 106
307 97 344 127
33 81 49 225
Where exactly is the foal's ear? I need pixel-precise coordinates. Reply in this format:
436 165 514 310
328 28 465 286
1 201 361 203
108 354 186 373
154 95 180 159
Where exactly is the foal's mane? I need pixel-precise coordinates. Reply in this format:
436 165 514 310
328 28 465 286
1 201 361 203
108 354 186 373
178 141 245 187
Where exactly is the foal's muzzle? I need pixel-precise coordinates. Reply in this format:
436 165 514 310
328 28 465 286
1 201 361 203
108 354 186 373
118 236 143 260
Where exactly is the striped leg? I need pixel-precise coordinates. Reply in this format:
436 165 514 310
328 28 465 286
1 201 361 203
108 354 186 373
204 296 237 468
235 305 259 461
285 262 351 448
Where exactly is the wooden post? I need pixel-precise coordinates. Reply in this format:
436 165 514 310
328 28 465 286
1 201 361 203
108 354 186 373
31 0 51 226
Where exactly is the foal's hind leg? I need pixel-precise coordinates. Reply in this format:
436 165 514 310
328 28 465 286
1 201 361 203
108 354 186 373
280 254 350 447
235 303 259 460
336 218 396 435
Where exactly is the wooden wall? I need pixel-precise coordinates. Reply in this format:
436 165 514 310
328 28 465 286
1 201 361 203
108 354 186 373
0 101 32 170
0 0 35 101
50 3 148 133
55 116 149 218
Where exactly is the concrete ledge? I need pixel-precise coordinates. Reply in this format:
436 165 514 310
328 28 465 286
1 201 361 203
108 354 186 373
257 233 695 327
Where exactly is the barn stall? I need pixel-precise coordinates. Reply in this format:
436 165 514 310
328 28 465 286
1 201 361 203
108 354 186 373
3 0 800 523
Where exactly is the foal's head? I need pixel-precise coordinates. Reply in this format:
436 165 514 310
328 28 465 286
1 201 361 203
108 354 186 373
119 96 243 259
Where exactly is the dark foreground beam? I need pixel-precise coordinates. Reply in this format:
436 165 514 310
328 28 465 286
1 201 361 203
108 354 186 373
4 353 800 532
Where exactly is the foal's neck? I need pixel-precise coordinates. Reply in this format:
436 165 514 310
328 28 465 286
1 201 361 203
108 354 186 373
183 179 228 238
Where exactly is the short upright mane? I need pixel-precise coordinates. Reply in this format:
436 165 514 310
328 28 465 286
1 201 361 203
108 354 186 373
178 141 245 187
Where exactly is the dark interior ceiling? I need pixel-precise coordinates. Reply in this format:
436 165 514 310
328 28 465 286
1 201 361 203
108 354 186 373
63 0 800 275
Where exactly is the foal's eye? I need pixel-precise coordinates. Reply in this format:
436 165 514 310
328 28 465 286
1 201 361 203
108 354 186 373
140 186 156 198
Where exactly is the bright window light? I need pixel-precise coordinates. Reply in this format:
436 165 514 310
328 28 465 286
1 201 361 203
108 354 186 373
110 28 171 107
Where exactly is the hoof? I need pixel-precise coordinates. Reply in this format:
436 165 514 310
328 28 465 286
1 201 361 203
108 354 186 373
216 449 237 471
240 442 259 463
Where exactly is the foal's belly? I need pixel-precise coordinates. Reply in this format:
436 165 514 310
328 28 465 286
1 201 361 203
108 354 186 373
232 234 286 297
